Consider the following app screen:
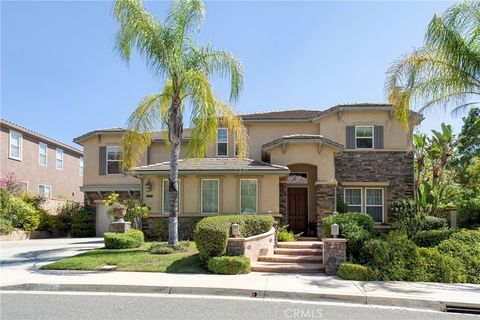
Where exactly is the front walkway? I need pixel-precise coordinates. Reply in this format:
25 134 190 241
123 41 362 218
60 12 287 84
1 268 479 312
0 238 104 270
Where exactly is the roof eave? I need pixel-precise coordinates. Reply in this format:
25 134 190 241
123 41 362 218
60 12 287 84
132 169 290 176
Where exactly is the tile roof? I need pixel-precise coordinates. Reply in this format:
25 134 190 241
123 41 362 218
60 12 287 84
132 158 289 175
240 109 320 121
1 119 83 155
262 134 344 151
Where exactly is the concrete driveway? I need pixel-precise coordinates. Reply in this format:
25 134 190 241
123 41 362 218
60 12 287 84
0 238 104 270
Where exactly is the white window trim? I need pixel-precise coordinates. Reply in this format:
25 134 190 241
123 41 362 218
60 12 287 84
106 146 122 175
162 179 181 214
344 187 363 212
216 128 228 157
365 187 384 223
39 142 48 166
201 179 219 214
79 157 84 176
355 125 374 149
9 130 22 161
38 184 52 198
55 148 64 170
240 179 258 214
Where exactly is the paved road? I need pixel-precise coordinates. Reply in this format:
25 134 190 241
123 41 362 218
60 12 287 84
0 238 104 270
0 292 476 320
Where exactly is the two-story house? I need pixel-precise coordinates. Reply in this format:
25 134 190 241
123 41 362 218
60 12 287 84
1 119 84 209
74 103 422 237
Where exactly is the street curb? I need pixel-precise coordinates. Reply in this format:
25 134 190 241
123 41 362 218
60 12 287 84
3 282 475 312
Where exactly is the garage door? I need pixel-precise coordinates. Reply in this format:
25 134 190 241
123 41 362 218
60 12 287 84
96 204 112 237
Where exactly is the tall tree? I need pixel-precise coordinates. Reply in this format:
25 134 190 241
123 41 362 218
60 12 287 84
114 0 246 246
456 107 480 185
386 2 480 128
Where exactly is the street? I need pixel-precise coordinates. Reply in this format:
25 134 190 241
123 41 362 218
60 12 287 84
0 291 476 320
0 238 104 270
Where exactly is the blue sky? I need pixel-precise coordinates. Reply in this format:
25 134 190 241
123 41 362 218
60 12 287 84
2 0 466 148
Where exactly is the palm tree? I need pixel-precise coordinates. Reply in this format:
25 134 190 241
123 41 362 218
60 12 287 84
114 0 246 246
386 2 480 128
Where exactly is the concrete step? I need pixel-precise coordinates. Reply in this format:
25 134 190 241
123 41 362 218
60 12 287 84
258 254 323 263
251 262 325 273
298 237 320 241
274 248 323 256
277 241 323 249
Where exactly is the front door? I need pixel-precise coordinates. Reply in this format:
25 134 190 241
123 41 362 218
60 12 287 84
287 187 308 235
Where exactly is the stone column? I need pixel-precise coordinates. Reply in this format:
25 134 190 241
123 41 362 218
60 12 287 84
323 238 347 275
315 182 336 237
279 182 287 224
109 222 131 233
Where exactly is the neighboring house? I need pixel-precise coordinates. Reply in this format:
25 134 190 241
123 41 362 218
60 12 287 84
74 103 422 237
1 119 84 208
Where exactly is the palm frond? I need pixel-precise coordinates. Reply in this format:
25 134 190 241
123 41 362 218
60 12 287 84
167 0 204 56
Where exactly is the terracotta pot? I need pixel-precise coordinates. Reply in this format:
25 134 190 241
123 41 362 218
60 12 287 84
113 207 127 222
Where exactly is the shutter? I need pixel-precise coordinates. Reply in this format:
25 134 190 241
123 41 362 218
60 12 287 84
346 126 355 149
374 126 384 149
99 146 106 175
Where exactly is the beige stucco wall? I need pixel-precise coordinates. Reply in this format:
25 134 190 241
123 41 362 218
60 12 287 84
141 173 280 216
268 144 337 182
317 110 413 150
0 125 83 202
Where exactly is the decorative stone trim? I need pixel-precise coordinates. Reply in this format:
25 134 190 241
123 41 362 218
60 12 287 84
109 222 131 233
226 227 275 261
315 184 336 237
279 182 287 224
323 238 347 275
0 230 67 241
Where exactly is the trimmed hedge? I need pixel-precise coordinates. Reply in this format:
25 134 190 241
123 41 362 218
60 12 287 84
104 230 145 249
70 209 95 237
194 215 274 262
145 217 202 241
457 196 480 229
207 256 250 275
323 212 374 258
338 263 380 281
415 247 466 283
412 229 457 247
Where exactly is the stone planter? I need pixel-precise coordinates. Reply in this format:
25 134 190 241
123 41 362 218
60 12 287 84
112 206 127 222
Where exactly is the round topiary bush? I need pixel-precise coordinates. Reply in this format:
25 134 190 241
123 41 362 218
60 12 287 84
104 229 145 249
338 262 380 281
207 256 250 275
411 229 456 247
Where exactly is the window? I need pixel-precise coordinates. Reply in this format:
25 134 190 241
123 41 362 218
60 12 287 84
79 157 84 176
344 188 362 213
217 128 228 156
355 126 373 149
240 179 257 213
106 146 121 175
201 179 219 214
366 188 384 223
162 179 181 214
39 142 48 166
38 185 52 198
9 130 22 160
55 148 64 170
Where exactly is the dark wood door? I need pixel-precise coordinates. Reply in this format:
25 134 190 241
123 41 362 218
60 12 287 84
287 187 308 235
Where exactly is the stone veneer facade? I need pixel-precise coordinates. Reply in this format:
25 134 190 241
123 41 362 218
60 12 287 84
315 183 336 236
335 151 415 224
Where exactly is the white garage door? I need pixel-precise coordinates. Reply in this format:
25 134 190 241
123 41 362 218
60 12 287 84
96 204 112 237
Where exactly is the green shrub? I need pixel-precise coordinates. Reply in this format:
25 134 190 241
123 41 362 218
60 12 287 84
415 247 466 283
360 232 420 281
22 211 41 231
70 209 95 237
0 218 13 234
194 215 274 262
37 211 61 232
207 256 250 275
412 229 457 247
127 229 144 247
277 225 296 242
175 241 191 252
457 197 480 229
336 199 349 214
104 233 138 249
422 216 448 230
338 263 380 281
323 212 374 258
391 198 417 220
146 217 202 241
7 196 38 229
149 243 174 254
436 230 480 284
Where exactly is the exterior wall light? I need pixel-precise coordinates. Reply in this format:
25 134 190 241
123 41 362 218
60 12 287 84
145 180 153 192
331 223 339 238
231 223 240 238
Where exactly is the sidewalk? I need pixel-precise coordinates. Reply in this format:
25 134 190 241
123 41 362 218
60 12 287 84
1 268 479 312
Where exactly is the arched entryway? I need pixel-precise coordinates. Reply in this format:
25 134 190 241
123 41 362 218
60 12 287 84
285 164 318 236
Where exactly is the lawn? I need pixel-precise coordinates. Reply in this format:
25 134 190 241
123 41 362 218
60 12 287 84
41 242 206 273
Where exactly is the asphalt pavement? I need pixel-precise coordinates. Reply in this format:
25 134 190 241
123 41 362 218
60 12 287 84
1 291 476 320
